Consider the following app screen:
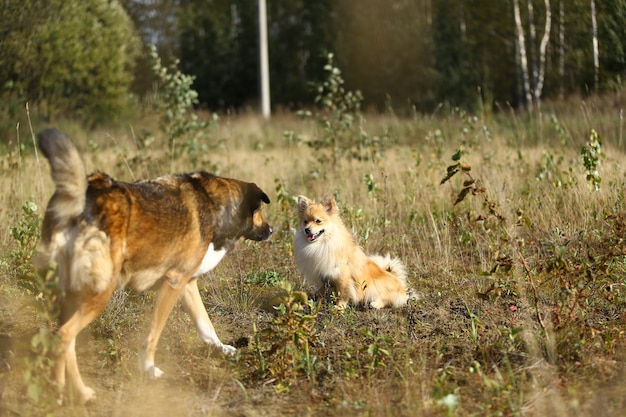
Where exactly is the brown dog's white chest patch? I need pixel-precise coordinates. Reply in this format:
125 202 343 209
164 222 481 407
193 243 227 277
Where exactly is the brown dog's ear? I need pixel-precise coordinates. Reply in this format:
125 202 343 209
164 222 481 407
297 195 310 213
249 184 270 204
321 195 338 215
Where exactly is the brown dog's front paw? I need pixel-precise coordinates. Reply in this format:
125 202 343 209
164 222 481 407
144 365 164 379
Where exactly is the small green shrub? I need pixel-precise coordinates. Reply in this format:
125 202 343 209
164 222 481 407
581 129 603 191
440 146 505 222
149 44 218 161
362 328 393 375
274 178 297 236
300 53 390 166
236 281 321 392
6 202 41 285
4 202 60 410
244 270 283 287
535 150 577 188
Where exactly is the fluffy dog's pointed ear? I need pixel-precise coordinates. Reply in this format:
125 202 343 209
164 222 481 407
321 195 338 215
297 195 310 213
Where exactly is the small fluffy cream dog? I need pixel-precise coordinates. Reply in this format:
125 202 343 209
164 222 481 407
293 195 413 308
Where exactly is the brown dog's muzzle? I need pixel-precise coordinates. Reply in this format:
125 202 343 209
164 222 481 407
251 222 273 241
248 207 272 241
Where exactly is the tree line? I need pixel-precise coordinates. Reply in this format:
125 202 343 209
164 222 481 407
1 0 625 122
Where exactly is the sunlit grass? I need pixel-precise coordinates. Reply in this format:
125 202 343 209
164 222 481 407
1 91 626 416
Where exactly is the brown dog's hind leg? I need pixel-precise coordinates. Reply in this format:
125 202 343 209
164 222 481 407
141 273 189 379
182 279 236 355
56 283 116 405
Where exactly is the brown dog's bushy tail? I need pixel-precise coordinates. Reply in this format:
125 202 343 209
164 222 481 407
38 129 87 229
37 129 114 294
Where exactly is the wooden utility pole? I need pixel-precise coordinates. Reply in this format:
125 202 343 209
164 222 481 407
259 0 271 119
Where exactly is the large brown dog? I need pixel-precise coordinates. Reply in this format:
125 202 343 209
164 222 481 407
35 129 272 404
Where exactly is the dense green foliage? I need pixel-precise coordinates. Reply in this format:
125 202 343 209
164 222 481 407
2 0 626 123
152 0 626 111
0 0 140 123
176 0 334 109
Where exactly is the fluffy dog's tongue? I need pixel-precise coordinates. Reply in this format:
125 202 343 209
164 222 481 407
307 233 315 242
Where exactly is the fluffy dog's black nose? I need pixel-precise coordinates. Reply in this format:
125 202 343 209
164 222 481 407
304 227 311 235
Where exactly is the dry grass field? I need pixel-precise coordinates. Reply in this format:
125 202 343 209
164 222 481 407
1 93 626 416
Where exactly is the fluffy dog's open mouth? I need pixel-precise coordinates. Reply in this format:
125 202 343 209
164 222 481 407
306 229 324 242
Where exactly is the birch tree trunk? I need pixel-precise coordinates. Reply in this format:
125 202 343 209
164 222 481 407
527 0 538 91
534 0 552 108
591 0 599 90
513 0 532 108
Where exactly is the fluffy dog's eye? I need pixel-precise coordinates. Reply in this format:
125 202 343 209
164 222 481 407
315 219 322 224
